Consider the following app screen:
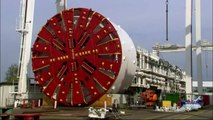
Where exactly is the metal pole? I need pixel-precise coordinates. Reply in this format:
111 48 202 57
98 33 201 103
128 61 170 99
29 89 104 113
166 0 169 41
185 0 193 101
195 0 203 95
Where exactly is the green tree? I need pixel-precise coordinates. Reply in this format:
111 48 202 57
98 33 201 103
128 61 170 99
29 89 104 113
5 64 19 83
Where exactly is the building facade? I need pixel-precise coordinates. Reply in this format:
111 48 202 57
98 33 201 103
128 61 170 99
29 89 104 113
128 48 186 104
0 82 18 107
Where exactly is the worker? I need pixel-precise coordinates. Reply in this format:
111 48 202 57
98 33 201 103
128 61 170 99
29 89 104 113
153 93 158 109
112 99 119 112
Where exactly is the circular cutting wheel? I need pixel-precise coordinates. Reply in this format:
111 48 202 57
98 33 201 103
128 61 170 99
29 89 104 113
32 8 122 106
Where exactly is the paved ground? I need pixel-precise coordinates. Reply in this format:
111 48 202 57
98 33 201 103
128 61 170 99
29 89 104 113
12 105 213 120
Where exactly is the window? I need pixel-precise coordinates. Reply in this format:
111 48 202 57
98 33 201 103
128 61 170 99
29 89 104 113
14 85 18 92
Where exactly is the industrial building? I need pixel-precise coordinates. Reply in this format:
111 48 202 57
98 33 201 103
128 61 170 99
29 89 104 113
133 47 186 93
128 48 186 106
0 82 42 108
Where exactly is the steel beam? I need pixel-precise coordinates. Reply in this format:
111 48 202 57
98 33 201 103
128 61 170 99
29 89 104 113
195 0 203 95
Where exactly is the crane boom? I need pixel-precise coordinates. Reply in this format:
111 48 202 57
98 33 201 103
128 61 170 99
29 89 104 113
16 0 35 99
56 0 67 12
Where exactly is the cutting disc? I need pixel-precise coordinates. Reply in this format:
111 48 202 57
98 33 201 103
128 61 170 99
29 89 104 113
32 8 122 106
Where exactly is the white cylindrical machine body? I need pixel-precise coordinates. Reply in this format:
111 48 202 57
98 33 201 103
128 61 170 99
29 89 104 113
110 22 137 94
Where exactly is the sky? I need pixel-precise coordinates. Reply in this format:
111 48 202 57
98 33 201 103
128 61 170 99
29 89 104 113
0 0 212 82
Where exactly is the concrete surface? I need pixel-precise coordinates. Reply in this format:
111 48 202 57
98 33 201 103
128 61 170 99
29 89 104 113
10 105 213 120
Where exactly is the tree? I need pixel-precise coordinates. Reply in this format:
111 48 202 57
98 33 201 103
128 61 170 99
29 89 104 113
5 64 19 83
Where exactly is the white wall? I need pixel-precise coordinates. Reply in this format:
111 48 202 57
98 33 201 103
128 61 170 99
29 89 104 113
0 85 15 107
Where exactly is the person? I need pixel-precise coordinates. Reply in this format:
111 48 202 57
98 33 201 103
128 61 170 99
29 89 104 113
177 98 182 108
112 99 119 112
111 99 121 119
152 93 158 109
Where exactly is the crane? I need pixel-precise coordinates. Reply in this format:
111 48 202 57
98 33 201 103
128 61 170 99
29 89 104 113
16 0 35 101
16 0 67 103
153 0 213 101
56 0 67 13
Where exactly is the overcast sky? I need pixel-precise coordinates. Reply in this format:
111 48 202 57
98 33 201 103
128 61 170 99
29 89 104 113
1 0 212 82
